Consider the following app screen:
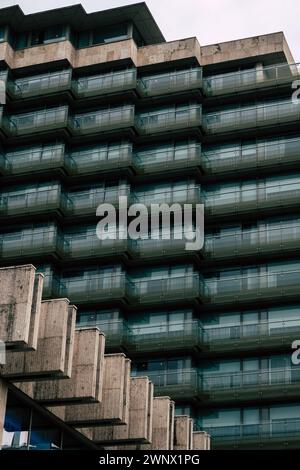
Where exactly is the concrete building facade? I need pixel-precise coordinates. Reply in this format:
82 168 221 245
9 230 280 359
0 1 299 449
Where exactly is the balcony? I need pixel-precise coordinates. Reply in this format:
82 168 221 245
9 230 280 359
205 182 300 218
136 105 202 135
205 419 300 449
6 144 67 176
67 143 133 176
76 319 131 351
0 153 10 175
5 107 69 136
0 228 64 260
131 320 204 354
203 62 300 97
38 268 61 299
59 273 130 304
205 224 300 261
204 320 300 354
0 187 69 218
133 185 202 207
134 143 202 175
132 237 190 260
66 185 130 217
207 268 300 306
73 69 137 98
70 106 134 135
128 273 206 306
203 100 300 135
64 232 133 260
202 136 300 176
202 368 300 404
137 68 202 97
8 70 72 99
140 368 202 400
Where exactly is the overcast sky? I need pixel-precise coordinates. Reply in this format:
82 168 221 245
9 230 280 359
2 0 300 61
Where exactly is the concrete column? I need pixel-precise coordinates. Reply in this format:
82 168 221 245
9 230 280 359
173 415 193 450
18 329 105 404
142 396 175 450
4 299 75 380
193 431 211 450
60 354 130 426
0 265 36 349
86 377 153 445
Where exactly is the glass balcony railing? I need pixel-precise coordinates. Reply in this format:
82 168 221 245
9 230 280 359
203 62 300 97
203 100 300 135
205 181 300 218
137 68 202 97
0 229 64 260
204 419 300 446
0 153 10 175
40 271 61 299
204 319 300 354
5 107 69 136
8 70 72 99
66 186 130 217
67 143 133 176
202 368 300 402
0 187 70 218
136 105 202 135
6 144 66 175
132 236 191 259
205 224 300 260
128 273 206 305
59 273 130 304
73 69 137 98
76 319 131 350
207 268 300 306
64 232 133 260
203 136 300 176
133 185 202 207
134 143 201 174
70 106 134 135
138 368 202 400
131 320 204 353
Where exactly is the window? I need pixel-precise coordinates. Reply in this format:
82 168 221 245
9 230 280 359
77 24 129 48
0 26 6 42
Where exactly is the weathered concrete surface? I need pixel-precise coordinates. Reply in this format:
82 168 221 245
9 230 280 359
18 329 105 404
142 396 175 450
138 38 201 67
26 273 43 351
60 354 130 426
193 431 211 450
173 415 193 450
0 378 8 449
83 377 153 445
201 32 295 66
0 39 137 70
3 299 75 380
0 265 36 349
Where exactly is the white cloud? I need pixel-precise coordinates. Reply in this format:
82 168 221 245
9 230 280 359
2 0 300 61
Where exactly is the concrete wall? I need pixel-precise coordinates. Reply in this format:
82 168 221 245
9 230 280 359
201 32 295 66
173 415 193 450
3 299 75 380
137 37 201 67
20 329 105 404
193 431 211 450
0 265 36 349
61 354 130 426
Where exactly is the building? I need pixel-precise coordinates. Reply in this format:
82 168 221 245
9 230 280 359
0 1 300 450
0 264 209 450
